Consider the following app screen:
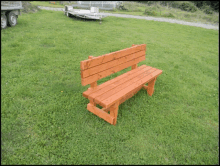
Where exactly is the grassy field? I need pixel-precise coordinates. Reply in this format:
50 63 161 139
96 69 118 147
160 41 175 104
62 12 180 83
29 1 219 25
1 10 219 165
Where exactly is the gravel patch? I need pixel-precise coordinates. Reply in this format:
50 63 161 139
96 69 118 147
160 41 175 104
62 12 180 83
38 6 219 30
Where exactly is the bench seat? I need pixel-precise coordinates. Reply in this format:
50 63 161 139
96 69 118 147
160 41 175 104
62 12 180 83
83 65 162 109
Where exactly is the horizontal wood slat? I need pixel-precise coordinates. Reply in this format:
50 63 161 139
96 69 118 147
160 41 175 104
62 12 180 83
90 67 155 102
81 50 145 78
83 65 147 98
98 69 163 108
94 68 157 102
80 44 146 71
119 84 143 106
87 66 152 100
81 55 146 86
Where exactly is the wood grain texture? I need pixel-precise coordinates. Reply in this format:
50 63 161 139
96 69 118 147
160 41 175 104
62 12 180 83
98 69 162 108
87 66 152 101
93 68 157 103
81 55 146 86
118 84 143 106
142 85 148 90
147 77 157 96
80 44 146 71
110 102 119 125
81 50 145 78
87 103 114 124
83 65 147 98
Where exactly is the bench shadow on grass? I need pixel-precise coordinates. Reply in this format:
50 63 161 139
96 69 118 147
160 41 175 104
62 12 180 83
68 14 103 23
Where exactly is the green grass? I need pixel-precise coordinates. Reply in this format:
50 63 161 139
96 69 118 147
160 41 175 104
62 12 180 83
1 10 219 165
30 1 219 25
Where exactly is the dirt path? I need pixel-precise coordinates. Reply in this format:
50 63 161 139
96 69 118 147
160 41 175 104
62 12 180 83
38 6 219 30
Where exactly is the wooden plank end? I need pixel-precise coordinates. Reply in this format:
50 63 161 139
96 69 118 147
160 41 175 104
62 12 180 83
87 103 114 125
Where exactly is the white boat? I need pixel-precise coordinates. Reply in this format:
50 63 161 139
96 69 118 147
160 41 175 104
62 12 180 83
64 5 107 20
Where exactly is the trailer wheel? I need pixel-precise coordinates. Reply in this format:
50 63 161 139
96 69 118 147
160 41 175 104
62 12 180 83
1 14 7 29
7 12 17 27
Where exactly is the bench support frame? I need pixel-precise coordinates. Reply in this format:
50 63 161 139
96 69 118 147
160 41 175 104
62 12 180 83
146 77 157 96
86 77 158 125
87 100 119 125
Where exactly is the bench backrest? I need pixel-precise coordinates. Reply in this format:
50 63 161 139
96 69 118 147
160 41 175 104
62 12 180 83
80 44 146 86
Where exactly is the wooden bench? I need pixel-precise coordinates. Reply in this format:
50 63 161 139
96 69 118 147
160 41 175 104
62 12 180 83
80 44 162 125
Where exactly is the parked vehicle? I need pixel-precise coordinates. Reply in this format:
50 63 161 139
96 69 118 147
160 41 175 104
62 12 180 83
65 5 107 20
1 1 23 29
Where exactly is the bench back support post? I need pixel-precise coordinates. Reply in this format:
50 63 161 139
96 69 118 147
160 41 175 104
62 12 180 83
88 55 97 89
131 64 137 70
88 55 94 59
131 44 137 70
90 81 97 89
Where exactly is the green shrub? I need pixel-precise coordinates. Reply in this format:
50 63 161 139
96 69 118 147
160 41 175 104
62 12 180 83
160 1 181 8
121 2 143 12
202 6 213 14
21 1 41 13
130 8 142 12
184 13 191 18
144 9 158 16
151 5 161 10
179 2 198 13
159 1 198 13
119 5 128 11
202 15 212 22
145 1 157 6
73 6 80 9
162 12 175 18
170 1 182 8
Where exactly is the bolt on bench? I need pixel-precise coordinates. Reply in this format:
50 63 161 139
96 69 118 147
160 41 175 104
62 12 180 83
80 44 162 125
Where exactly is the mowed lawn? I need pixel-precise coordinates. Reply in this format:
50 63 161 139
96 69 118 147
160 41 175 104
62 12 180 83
1 10 218 165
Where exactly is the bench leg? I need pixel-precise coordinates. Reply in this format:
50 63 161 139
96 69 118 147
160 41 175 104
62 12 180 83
90 100 96 106
146 77 157 96
87 100 115 125
110 102 119 125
